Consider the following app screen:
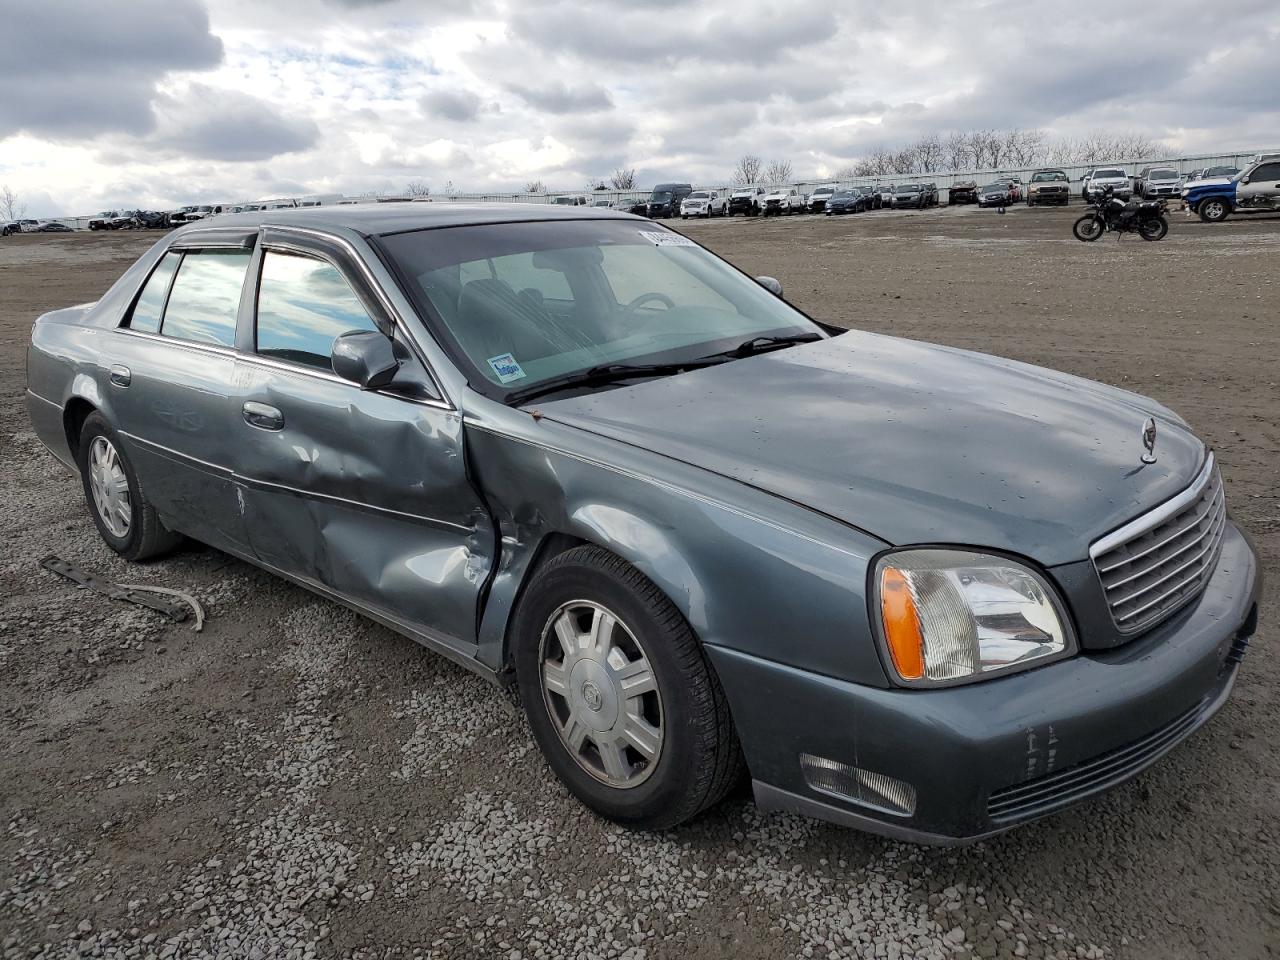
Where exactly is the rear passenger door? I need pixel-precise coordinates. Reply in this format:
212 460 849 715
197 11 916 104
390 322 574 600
230 227 493 654
110 232 256 553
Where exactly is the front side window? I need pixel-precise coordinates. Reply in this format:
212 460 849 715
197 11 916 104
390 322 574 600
127 251 182 333
255 251 380 370
380 220 818 395
1249 162 1280 181
160 250 251 347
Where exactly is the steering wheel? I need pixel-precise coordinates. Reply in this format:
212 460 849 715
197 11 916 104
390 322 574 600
622 292 676 316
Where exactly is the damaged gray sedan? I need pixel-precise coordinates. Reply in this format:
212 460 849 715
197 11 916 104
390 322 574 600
25 205 1260 842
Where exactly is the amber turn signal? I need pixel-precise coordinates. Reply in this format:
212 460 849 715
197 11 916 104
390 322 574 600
880 567 925 681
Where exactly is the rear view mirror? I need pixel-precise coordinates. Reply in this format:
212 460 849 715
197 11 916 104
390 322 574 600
756 276 783 297
332 330 400 389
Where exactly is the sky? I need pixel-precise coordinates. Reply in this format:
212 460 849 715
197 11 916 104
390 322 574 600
1 0 1277 217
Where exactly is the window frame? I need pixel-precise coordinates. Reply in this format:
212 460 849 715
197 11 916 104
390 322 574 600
252 247 386 374
247 225 448 407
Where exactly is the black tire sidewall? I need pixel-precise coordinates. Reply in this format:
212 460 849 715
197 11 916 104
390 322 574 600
514 553 713 825
77 413 142 556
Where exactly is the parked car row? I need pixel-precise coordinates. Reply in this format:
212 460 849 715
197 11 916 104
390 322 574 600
3 218 74 234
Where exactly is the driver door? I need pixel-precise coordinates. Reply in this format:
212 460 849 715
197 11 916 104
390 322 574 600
1238 161 1280 210
230 227 494 654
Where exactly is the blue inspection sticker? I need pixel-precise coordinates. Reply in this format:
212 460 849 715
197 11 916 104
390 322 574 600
487 352 527 384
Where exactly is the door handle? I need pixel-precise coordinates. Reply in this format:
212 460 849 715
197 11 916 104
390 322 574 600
242 401 284 431
108 364 131 387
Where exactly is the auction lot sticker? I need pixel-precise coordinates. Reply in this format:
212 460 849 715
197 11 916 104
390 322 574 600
639 231 695 247
487 353 527 383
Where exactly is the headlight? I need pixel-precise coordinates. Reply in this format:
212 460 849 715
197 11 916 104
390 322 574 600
873 549 1075 686
1181 188 1190 197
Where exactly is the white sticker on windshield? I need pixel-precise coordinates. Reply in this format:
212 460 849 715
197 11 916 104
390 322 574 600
487 353 527 384
639 231 695 247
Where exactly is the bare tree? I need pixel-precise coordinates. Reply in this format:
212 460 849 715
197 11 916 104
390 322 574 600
610 167 637 190
943 131 971 171
1 184 26 221
524 179 546 194
763 158 793 184
732 154 763 184
405 179 431 197
911 134 945 174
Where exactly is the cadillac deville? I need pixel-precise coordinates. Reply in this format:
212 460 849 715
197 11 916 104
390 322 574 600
25 205 1261 842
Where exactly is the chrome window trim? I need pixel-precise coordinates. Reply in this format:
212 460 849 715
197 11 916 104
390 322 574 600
264 224 454 410
1089 453 1217 560
113 326 239 358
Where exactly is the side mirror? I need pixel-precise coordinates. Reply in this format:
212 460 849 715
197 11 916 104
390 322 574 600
756 276 783 297
1241 177 1250 185
332 330 400 390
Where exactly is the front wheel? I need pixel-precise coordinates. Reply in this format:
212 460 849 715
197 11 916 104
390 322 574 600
1138 215 1169 241
514 546 743 829
1198 198 1231 223
1073 214 1105 242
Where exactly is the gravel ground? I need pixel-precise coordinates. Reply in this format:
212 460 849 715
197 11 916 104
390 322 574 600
1 207 1276 959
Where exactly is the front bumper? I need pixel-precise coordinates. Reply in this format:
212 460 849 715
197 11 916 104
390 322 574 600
709 521 1261 843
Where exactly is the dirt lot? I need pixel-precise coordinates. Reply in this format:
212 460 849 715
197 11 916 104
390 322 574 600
1 206 1276 960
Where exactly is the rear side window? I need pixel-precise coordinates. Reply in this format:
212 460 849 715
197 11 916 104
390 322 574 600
255 251 380 370
127 251 182 333
160 251 251 347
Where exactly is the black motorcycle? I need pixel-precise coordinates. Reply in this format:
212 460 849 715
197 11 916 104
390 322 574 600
1073 187 1168 241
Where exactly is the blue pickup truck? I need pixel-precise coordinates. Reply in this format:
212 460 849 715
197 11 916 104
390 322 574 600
1183 156 1280 222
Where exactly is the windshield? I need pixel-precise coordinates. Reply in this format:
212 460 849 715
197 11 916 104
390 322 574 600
898 184 921 192
982 184 1006 192
1031 171 1066 182
813 187 834 195
1149 169 1177 180
687 192 709 200
832 191 852 199
380 220 819 398
649 190 672 202
1094 169 1125 179
1207 166 1239 177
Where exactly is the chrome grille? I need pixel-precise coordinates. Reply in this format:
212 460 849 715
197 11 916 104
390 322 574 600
1090 455 1226 635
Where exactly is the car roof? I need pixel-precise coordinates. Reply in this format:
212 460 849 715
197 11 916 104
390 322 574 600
180 202 637 239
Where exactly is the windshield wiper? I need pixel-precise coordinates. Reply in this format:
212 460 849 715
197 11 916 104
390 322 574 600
506 358 727 405
708 331 824 359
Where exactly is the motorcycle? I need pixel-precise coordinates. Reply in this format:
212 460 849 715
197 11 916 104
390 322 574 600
1073 187 1168 242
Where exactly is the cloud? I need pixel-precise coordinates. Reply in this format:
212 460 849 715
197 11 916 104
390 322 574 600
422 89 484 122
148 84 321 162
0 0 222 139
504 80 614 114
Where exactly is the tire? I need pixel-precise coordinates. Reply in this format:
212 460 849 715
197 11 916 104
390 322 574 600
1073 214 1105 242
513 545 744 830
1138 215 1168 241
1198 198 1231 223
77 412 183 561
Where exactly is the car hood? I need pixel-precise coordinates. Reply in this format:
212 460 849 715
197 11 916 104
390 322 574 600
538 332 1205 566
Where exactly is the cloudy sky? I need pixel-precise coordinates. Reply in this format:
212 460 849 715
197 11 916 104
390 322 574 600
2 0 1277 216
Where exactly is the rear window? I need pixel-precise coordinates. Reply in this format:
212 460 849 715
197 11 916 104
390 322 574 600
160 250 251 347
127 251 182 333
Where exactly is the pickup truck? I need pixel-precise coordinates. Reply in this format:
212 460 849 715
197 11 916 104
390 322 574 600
761 187 805 216
726 187 764 216
1182 157 1280 222
88 211 134 231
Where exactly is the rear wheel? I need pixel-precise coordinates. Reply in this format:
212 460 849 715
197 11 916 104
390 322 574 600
1138 215 1169 241
514 546 743 829
1198 198 1231 223
1073 214 1105 242
77 412 183 561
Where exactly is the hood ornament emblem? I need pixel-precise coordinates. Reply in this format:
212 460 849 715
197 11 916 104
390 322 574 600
1140 417 1158 464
